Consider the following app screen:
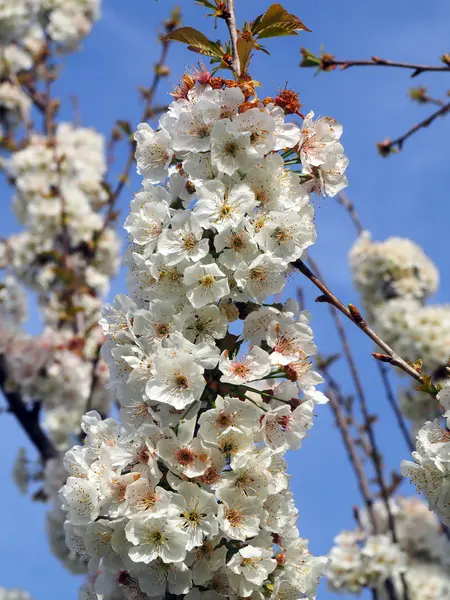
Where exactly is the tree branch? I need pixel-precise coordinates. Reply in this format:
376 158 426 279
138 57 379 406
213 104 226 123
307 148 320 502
96 36 173 246
377 100 450 155
319 54 450 78
376 362 414 452
337 191 364 235
0 357 58 462
224 0 241 77
292 259 425 385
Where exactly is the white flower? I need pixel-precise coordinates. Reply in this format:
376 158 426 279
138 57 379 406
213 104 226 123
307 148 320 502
194 180 256 232
180 304 228 344
125 479 171 516
235 254 286 303
210 120 256 176
219 346 272 384
262 401 315 450
146 346 205 409
217 488 261 540
157 433 211 478
124 200 170 255
172 97 219 152
227 545 277 596
198 395 261 443
134 123 173 183
215 219 259 269
184 262 230 309
125 514 188 564
299 111 343 167
186 538 227 585
170 482 219 550
99 294 137 341
229 108 275 155
60 477 100 525
266 316 317 366
158 213 209 265
255 208 316 262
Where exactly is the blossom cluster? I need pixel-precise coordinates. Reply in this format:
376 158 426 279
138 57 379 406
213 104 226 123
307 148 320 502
0 0 101 131
0 0 119 458
0 120 120 452
327 496 450 598
59 74 349 600
401 384 450 527
0 588 33 600
349 232 448 431
349 232 438 314
0 0 100 51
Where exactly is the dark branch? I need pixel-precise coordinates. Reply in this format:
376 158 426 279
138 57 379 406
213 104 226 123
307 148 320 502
0 357 58 462
319 54 450 78
377 100 450 155
292 259 425 385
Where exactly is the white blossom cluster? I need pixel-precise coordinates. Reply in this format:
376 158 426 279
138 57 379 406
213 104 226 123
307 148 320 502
0 0 102 131
0 0 100 49
349 232 438 312
327 497 450 598
0 121 120 452
60 75 349 600
349 232 448 431
401 384 450 527
0 588 33 600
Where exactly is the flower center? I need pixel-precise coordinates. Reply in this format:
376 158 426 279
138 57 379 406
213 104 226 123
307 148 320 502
200 274 216 288
175 373 189 389
250 266 267 282
225 508 243 526
220 203 234 218
224 141 238 157
216 411 235 428
183 511 201 524
230 233 246 250
175 447 195 465
183 234 197 250
155 322 170 337
230 362 250 377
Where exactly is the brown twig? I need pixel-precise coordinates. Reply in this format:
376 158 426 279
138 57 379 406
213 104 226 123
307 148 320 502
377 100 450 155
224 0 241 77
337 192 364 235
319 55 450 78
292 259 425 385
335 190 433 450
96 37 173 245
377 362 414 452
0 357 58 462
326 384 377 528
308 258 404 575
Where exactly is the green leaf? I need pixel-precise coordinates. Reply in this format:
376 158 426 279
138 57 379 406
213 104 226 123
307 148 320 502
237 36 254 75
164 27 223 58
299 47 321 68
195 0 217 8
251 4 311 39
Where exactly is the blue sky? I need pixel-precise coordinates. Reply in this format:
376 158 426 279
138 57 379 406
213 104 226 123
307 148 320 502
1 1 449 598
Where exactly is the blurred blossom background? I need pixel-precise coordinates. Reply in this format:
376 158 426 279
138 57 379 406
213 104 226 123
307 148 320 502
0 0 449 598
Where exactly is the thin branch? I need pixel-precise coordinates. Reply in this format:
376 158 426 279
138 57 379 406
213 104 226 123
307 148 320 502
336 190 434 450
376 362 414 452
308 258 403 582
319 54 450 78
337 191 364 235
96 38 172 245
0 357 58 462
326 385 377 528
378 100 450 155
292 259 425 385
224 0 241 77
